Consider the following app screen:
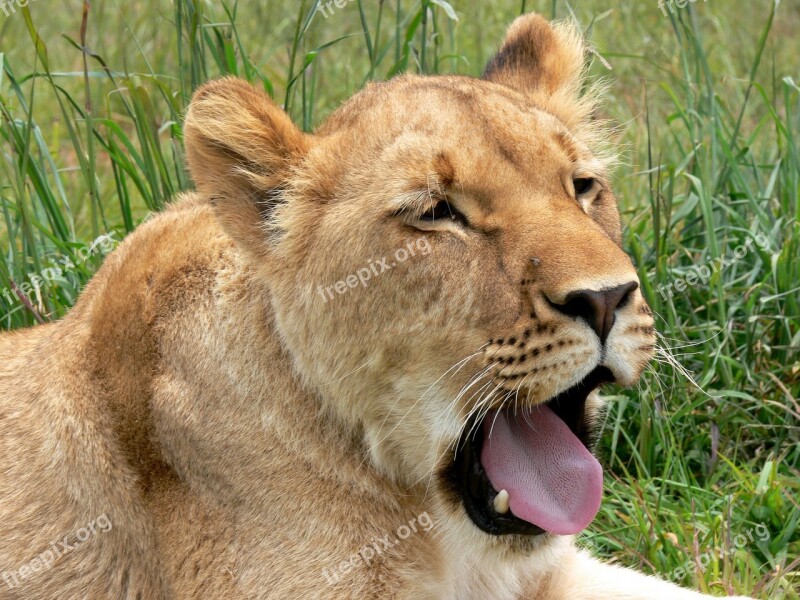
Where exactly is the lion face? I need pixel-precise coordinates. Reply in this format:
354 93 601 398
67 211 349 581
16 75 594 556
183 14 655 546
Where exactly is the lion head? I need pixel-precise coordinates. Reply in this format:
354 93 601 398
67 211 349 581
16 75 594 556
183 13 656 548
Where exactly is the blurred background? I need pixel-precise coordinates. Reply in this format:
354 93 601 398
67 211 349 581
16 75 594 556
0 1 798 597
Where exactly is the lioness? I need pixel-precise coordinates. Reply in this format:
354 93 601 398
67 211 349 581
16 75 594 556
0 13 755 600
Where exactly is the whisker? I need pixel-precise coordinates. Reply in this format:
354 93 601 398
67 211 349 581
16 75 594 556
370 349 487 458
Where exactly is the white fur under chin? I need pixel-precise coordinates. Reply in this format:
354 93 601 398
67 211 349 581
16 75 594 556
425 518 571 600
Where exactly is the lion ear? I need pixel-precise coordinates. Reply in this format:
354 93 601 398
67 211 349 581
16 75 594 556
183 77 310 255
483 14 590 128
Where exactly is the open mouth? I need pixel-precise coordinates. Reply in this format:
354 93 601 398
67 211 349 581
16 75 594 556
446 366 613 537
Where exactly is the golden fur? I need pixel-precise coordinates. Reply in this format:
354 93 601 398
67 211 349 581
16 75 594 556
0 14 754 600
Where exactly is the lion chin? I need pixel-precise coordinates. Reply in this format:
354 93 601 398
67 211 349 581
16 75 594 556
0 11 755 600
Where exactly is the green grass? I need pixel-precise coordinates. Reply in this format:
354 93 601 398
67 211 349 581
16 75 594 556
1 0 798 597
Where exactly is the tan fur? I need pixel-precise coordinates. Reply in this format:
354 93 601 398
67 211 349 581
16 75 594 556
0 14 753 600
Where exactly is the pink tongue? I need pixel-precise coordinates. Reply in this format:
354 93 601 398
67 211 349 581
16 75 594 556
480 406 603 535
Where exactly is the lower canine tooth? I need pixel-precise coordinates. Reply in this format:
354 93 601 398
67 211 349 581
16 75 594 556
493 489 510 514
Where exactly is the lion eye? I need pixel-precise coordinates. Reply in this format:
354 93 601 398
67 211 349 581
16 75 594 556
419 200 464 224
573 177 596 196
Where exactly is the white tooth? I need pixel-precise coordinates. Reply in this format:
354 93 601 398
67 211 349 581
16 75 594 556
493 489 510 515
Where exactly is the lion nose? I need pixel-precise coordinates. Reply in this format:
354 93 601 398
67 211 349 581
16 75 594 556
549 282 639 343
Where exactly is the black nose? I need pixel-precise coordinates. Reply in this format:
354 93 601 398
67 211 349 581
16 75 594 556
550 282 639 343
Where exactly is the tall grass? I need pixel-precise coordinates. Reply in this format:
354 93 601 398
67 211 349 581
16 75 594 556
0 1 797 597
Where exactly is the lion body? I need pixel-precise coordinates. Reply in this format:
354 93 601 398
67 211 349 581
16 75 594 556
0 199 554 599
0 13 754 600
